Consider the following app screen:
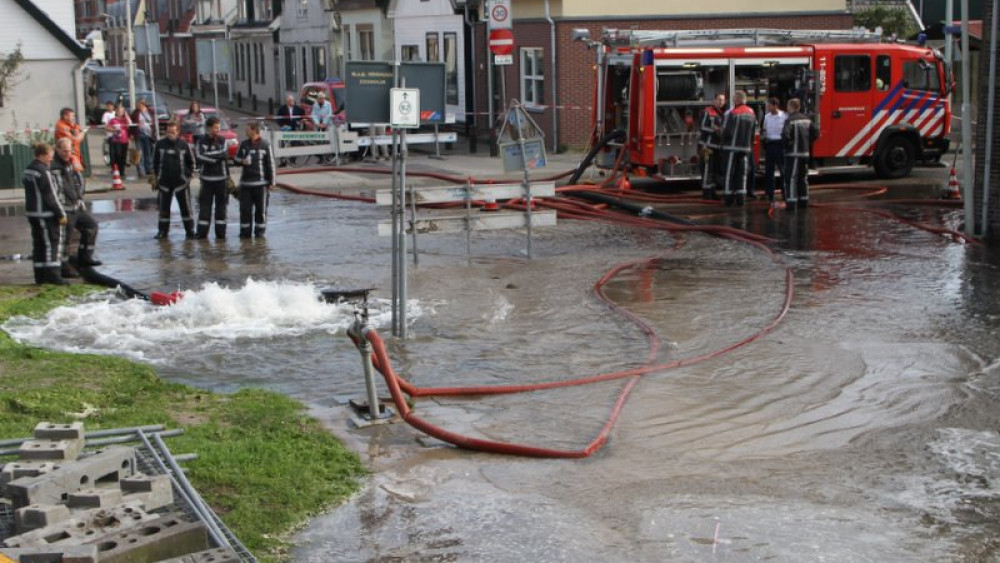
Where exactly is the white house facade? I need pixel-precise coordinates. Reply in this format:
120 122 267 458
1 0 90 132
278 0 336 97
388 0 464 122
338 0 393 77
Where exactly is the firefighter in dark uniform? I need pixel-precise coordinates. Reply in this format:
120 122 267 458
720 90 757 207
698 92 726 200
781 98 819 210
151 121 196 239
51 138 101 277
233 121 275 238
23 143 68 285
194 116 231 239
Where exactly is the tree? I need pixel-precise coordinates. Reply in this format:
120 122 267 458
0 43 27 109
854 5 918 40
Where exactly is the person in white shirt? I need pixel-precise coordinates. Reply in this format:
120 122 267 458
761 97 788 202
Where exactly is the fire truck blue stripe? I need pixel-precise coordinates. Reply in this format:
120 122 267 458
917 95 938 114
874 81 906 113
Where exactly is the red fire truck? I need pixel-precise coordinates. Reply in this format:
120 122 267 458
582 28 952 180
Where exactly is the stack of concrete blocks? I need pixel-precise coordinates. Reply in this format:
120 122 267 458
0 422 237 563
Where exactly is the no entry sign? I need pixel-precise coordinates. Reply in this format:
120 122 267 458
489 29 514 56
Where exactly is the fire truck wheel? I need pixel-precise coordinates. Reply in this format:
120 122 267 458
874 136 916 179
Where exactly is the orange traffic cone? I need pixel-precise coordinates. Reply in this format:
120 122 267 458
111 164 125 190
618 172 631 191
482 197 499 211
942 168 961 200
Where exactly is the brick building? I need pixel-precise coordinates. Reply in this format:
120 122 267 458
469 0 854 151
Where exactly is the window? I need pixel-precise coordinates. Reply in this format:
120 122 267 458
358 24 375 61
834 55 871 92
520 47 545 107
401 45 420 61
302 47 308 84
297 0 307 18
344 25 352 61
313 46 327 81
876 55 891 91
444 32 458 105
426 33 439 62
902 60 940 91
285 47 297 91
253 44 260 83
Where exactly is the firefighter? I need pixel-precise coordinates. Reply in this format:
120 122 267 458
698 93 726 199
151 121 197 239
22 143 68 285
194 116 231 239
720 90 757 207
233 121 275 238
51 138 101 278
781 98 819 210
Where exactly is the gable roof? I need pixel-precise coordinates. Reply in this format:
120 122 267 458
14 0 90 60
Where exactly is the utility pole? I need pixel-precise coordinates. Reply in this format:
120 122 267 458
126 0 136 110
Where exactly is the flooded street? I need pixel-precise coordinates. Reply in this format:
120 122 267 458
3 173 1000 561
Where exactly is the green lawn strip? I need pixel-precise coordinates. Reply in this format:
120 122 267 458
0 285 366 561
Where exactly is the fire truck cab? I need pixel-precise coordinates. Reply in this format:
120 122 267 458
586 28 951 180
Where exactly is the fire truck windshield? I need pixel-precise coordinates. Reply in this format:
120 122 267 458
902 60 941 91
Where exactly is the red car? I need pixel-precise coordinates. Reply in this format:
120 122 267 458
172 107 240 159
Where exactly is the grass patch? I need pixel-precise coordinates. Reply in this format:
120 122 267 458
0 285 366 561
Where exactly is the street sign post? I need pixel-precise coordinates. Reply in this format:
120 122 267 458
390 88 420 129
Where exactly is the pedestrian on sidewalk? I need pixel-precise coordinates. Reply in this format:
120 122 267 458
233 121 275 238
151 121 196 239
183 101 207 138
51 138 101 277
194 116 232 239
131 99 156 178
54 108 86 171
22 142 68 285
106 105 132 180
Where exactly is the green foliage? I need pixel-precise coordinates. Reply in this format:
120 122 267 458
0 286 366 561
0 42 27 109
855 5 919 39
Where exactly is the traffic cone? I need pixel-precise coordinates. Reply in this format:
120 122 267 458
942 168 961 200
482 197 499 211
618 172 631 191
111 164 125 191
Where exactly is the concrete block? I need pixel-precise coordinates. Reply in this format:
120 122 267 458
83 514 209 563
66 488 123 510
13 504 71 533
153 547 242 563
120 474 174 512
32 422 85 441
5 446 136 509
1 462 60 486
2 501 151 548
0 545 99 563
16 439 83 462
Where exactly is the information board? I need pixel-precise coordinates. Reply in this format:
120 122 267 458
399 63 445 124
345 61 394 124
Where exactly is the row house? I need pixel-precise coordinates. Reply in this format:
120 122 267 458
229 0 280 108
2 0 90 131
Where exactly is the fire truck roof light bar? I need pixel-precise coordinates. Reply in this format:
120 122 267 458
601 27 885 48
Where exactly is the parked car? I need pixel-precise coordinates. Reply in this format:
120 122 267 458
171 107 240 159
298 78 346 124
83 65 149 123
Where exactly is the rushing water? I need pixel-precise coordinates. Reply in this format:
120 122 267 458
4 185 1000 561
